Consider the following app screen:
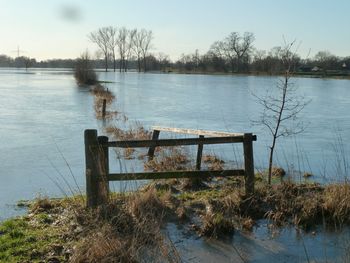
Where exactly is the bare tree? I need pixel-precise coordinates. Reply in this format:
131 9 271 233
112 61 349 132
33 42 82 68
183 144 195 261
193 49 200 71
254 41 310 184
132 29 153 72
157 52 170 71
125 29 137 72
314 50 338 74
132 29 143 72
106 27 118 72
116 27 128 72
23 57 32 71
226 32 255 72
209 32 254 72
210 40 229 66
74 51 97 85
88 27 112 72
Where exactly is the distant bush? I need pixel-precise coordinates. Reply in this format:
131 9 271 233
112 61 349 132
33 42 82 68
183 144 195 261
74 51 98 85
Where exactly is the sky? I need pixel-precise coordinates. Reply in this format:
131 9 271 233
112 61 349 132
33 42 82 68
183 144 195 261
0 0 349 61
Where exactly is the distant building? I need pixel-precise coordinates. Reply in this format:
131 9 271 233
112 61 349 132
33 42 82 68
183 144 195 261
311 66 320 72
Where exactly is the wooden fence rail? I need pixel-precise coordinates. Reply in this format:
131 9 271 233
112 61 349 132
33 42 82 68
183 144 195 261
84 128 257 208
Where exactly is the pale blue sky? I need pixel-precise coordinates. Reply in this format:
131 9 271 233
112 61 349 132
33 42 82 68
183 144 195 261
0 0 349 60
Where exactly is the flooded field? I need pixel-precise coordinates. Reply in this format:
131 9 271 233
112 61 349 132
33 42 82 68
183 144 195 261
0 68 350 261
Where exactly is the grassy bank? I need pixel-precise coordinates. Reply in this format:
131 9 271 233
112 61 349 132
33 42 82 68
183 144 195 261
1 177 350 262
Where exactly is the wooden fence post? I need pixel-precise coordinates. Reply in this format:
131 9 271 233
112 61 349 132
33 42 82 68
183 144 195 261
97 135 109 205
196 135 204 170
84 129 99 208
102 99 107 119
148 129 160 160
243 133 255 196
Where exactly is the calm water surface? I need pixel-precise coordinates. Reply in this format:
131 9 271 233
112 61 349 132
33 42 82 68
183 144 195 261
0 68 349 261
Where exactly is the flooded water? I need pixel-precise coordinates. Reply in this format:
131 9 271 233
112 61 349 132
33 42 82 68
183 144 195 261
168 222 350 262
0 68 350 261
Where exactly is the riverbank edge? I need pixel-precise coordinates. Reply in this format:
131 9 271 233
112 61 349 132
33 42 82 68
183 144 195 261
1 177 350 262
156 69 350 80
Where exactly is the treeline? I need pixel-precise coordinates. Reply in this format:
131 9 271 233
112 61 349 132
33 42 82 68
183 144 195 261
0 53 168 71
1 30 350 75
0 55 76 69
174 32 350 74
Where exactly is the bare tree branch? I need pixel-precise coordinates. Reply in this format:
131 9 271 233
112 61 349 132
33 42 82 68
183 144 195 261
252 40 310 184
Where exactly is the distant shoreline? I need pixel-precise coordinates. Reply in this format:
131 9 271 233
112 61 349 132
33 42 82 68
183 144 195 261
158 69 350 80
1 67 350 80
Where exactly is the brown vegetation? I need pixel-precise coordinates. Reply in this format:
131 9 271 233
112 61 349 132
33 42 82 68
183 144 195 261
105 122 152 141
4 180 350 262
18 189 180 262
74 52 97 85
71 188 178 263
154 179 350 238
144 147 189 172
91 84 117 119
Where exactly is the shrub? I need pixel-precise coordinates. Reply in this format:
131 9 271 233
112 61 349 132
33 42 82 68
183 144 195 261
74 51 97 85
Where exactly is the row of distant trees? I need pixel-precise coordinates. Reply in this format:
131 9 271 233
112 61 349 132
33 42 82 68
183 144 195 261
89 27 153 72
1 30 349 73
0 55 76 69
175 32 350 74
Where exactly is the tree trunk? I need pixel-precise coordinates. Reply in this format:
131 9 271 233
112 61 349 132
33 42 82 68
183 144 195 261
231 60 235 73
267 76 288 184
143 55 146 72
138 58 141 72
105 55 108 72
113 52 116 72
268 137 276 184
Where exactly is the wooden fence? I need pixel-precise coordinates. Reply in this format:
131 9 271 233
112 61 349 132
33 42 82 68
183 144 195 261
84 127 257 208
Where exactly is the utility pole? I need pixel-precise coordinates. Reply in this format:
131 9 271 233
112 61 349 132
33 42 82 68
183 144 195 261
11 46 25 57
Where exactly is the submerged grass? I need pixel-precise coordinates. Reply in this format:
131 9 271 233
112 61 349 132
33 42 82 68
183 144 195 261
105 122 152 141
91 84 118 119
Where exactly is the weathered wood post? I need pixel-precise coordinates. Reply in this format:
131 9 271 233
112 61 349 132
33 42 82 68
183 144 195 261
97 135 109 205
243 133 255 196
148 129 160 160
84 129 99 208
102 99 107 119
84 130 110 208
196 135 204 170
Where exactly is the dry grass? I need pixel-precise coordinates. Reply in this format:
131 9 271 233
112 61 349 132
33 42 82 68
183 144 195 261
200 211 235 238
91 84 118 119
105 123 152 141
143 146 208 189
91 84 115 103
262 182 323 227
170 180 350 238
323 184 350 226
124 148 136 160
202 154 225 164
2 189 180 262
303 172 313 178
202 154 225 171
68 187 180 262
30 196 55 213
271 166 286 177
144 148 190 172
4 180 350 262
259 182 350 228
